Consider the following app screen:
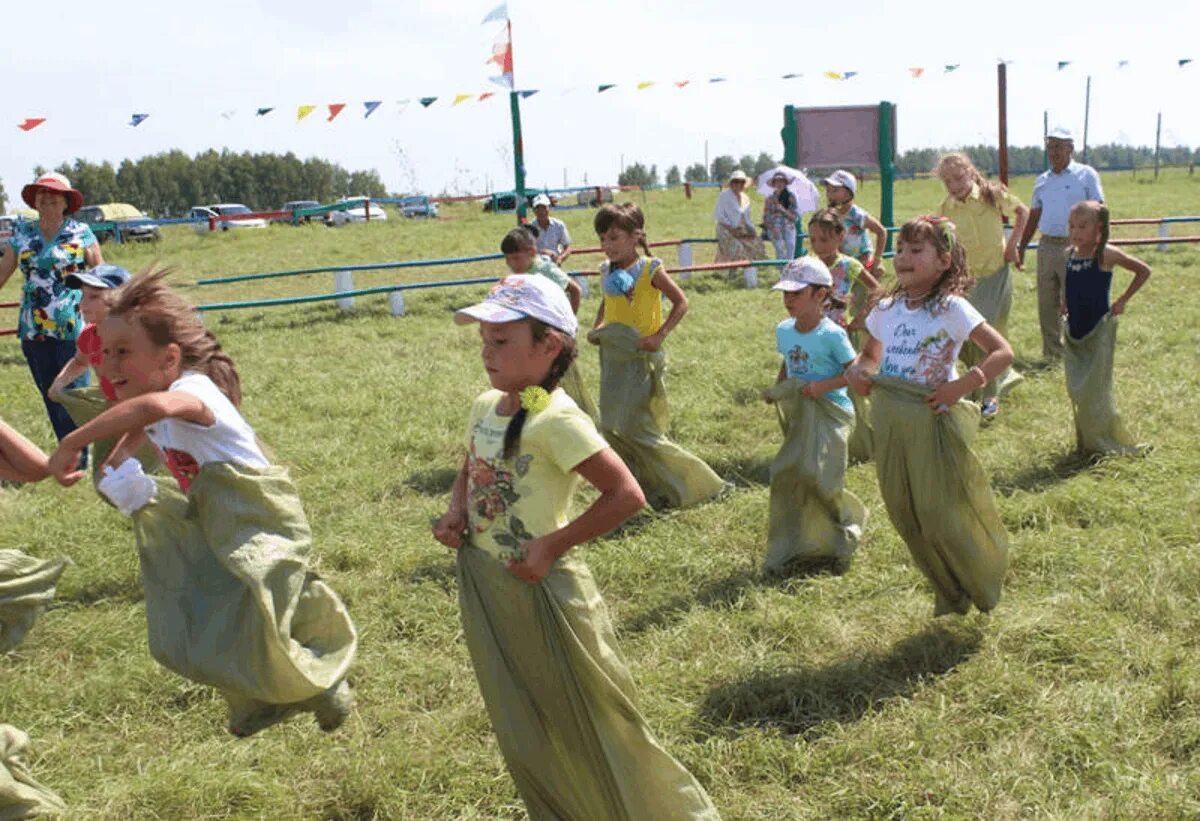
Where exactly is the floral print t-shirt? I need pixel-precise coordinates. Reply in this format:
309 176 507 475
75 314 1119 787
865 295 984 386
8 219 97 341
825 253 869 327
464 388 607 563
838 204 873 262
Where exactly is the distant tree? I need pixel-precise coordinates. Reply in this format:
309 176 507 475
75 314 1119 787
753 152 777 177
665 165 681 186
737 155 757 176
710 155 736 183
684 163 709 183
618 162 658 187
0 179 6 212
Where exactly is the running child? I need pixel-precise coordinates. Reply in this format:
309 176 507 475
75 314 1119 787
47 269 357 737
588 202 725 510
1061 200 1150 456
845 216 1013 615
434 273 719 819
822 170 887 275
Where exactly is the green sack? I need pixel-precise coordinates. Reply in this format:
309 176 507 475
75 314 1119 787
457 545 721 820
960 266 1022 402
558 360 599 424
589 324 725 510
130 463 357 707
870 377 1009 615
1063 314 1143 457
763 381 867 574
56 388 160 483
0 551 67 654
0 725 66 819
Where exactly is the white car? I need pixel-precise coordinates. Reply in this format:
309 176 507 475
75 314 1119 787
190 203 269 234
328 197 388 226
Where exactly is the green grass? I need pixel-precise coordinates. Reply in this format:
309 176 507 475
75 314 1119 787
2 170 1199 818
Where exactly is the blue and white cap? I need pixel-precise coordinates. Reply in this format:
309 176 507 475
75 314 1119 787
455 274 578 336
821 169 857 194
773 256 833 292
64 264 132 290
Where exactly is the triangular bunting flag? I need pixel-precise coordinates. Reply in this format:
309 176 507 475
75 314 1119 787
909 67 924 78
1181 58 1193 67
843 71 858 79
395 99 411 115
452 94 473 106
518 90 538 99
709 77 726 83
481 2 507 23
636 81 654 90
490 73 515 88
488 30 513 75
297 105 316 121
256 107 274 116
944 64 959 73
823 71 843 80
675 80 691 87
420 97 437 108
598 84 616 92
363 101 382 118
17 117 45 131
220 110 236 120
781 73 801 79
1117 60 1129 68
1057 61 1070 70
327 103 346 121
129 113 149 127
478 92 495 102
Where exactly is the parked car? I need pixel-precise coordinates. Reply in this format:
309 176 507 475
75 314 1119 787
328 197 388 226
396 195 438 218
576 188 617 207
76 203 161 243
274 200 328 225
190 203 268 234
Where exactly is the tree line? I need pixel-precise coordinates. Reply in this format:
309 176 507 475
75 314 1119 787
618 143 1198 187
7 150 388 217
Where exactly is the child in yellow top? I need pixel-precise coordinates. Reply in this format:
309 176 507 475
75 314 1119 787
587 202 725 509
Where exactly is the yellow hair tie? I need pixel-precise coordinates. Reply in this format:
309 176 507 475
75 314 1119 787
520 386 551 413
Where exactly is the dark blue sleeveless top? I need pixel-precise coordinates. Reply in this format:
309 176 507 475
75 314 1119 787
1065 252 1112 340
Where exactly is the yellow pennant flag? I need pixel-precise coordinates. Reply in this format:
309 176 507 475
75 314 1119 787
636 81 654 90
297 105 316 121
452 94 473 106
823 70 843 80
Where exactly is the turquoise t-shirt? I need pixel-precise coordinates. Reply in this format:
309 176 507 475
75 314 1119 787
775 316 856 410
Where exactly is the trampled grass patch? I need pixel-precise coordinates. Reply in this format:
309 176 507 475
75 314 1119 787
1 171 1198 817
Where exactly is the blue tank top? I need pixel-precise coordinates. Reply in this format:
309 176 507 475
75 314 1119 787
1065 252 1111 340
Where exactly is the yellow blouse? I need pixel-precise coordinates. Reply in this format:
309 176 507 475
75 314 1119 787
602 257 663 338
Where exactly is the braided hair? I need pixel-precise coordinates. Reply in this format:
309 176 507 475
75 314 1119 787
501 320 578 459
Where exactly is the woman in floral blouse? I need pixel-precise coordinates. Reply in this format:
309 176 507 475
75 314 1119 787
0 172 103 462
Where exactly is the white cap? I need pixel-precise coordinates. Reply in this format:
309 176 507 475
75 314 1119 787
455 274 578 336
531 193 551 208
1046 126 1075 142
728 169 750 184
773 256 833 292
821 169 857 194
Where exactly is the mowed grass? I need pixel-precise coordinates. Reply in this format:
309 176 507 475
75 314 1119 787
2 170 1199 818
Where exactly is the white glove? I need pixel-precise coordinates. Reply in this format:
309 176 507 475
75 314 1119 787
98 459 157 516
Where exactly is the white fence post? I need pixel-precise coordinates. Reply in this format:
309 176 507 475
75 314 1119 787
389 290 406 317
743 266 758 289
1158 221 1169 253
575 275 589 299
335 269 354 310
677 242 693 280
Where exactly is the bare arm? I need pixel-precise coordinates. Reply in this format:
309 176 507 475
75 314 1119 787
505 447 645 584
85 242 104 267
432 456 470 549
564 278 582 315
0 420 49 483
864 213 887 262
1018 207 1041 268
1104 245 1151 315
1005 204 1030 269
845 336 883 396
927 322 1014 412
643 268 687 351
48 350 91 401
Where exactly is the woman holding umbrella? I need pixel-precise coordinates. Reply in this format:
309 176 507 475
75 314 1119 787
757 166 819 261
0 172 103 463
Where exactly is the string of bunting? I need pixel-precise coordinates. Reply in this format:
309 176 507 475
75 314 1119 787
14 56 1194 132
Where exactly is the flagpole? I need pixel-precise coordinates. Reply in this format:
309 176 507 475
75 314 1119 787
507 19 527 224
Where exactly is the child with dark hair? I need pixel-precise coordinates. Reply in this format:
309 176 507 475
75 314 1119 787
822 170 887 274
1062 200 1150 456
47 268 357 737
846 216 1014 616
588 202 725 510
435 273 719 820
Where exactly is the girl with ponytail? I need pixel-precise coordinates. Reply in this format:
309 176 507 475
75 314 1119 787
47 268 358 738
435 273 719 819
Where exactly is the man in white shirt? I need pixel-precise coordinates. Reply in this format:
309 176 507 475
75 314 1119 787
1017 127 1105 359
530 194 572 265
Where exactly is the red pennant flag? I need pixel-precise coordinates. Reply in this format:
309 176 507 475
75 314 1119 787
327 103 346 122
674 80 689 88
18 117 45 131
478 92 495 102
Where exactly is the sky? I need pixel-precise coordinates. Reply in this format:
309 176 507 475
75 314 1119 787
3 0 1198 208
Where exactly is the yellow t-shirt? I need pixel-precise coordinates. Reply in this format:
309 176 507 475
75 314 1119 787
939 183 1024 278
464 388 608 562
602 257 663 338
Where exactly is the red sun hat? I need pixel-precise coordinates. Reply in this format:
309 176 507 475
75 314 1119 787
22 172 84 214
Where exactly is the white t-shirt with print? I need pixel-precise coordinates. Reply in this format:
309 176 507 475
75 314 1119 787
145 371 269 490
865 295 984 386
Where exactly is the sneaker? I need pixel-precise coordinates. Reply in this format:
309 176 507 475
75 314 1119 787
981 398 1000 421
307 680 354 732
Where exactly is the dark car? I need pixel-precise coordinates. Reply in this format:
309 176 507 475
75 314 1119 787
275 200 328 225
397 195 439 218
76 203 161 243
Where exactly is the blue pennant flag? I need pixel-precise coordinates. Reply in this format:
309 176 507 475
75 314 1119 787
129 113 149 127
256 107 274 116
363 101 382 118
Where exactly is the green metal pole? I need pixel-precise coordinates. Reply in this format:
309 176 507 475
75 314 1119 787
877 101 896 253
508 22 527 223
781 105 802 255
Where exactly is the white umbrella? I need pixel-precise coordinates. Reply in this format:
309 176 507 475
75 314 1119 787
755 165 820 212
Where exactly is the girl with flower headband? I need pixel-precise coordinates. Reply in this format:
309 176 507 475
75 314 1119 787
45 269 357 737
845 216 1014 616
435 273 720 819
587 202 725 510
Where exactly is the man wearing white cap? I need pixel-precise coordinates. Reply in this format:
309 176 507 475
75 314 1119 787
530 194 571 264
1017 127 1105 359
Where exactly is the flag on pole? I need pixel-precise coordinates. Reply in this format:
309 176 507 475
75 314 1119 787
129 113 149 127
363 101 382 118
487 24 514 88
297 105 316 121
17 117 45 131
481 2 507 23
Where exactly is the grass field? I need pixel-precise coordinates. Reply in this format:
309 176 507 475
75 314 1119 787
2 170 1199 818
